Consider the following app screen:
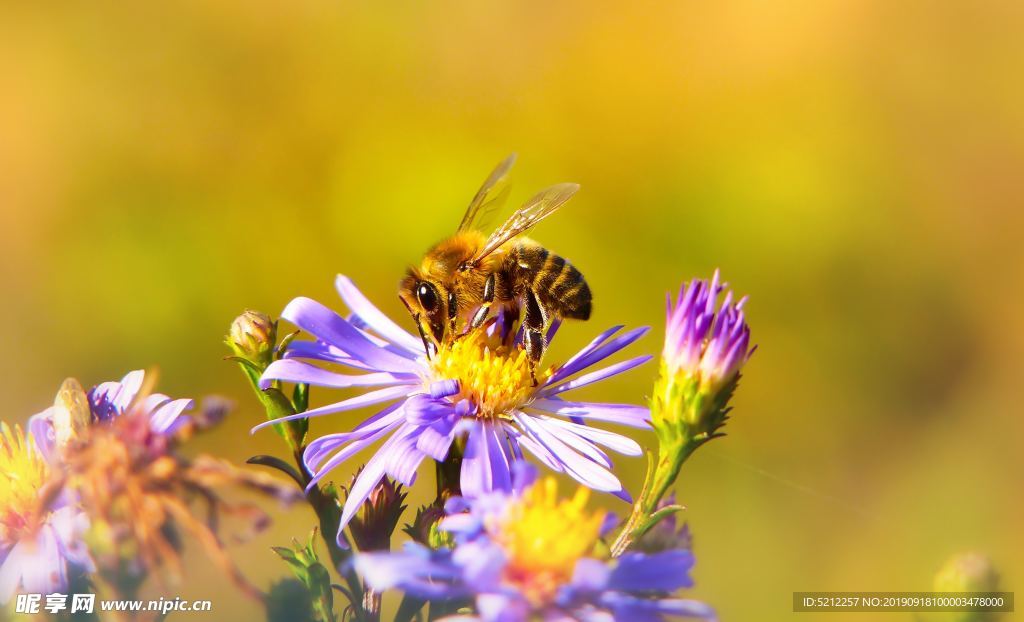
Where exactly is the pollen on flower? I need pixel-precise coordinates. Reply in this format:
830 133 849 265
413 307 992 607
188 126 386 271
430 329 550 418
0 422 50 543
494 477 605 606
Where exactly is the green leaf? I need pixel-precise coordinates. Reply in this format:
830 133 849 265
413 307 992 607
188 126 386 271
273 528 338 622
294 382 310 414
634 504 686 540
248 455 306 488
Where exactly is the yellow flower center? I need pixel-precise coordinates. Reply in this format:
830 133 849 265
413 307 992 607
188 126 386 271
430 330 549 418
0 422 50 544
493 478 605 606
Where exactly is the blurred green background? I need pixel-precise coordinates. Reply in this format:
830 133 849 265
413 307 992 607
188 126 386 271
2 1 1022 620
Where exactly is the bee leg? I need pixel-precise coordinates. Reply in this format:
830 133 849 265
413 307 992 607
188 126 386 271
401 295 437 359
522 289 547 386
446 291 459 338
414 313 437 360
467 273 497 333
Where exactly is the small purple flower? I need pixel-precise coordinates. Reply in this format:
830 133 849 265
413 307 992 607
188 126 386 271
30 370 194 458
254 275 653 542
355 464 715 622
664 270 753 393
652 272 753 443
0 423 93 603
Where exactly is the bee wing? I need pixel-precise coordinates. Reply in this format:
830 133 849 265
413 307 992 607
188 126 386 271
472 182 580 262
53 377 91 447
458 154 517 232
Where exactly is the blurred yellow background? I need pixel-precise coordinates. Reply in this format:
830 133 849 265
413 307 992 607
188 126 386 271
2 1 1022 620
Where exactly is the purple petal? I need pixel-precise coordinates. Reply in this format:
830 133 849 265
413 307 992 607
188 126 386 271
549 327 649 384
528 399 650 428
601 593 716 621
355 546 468 600
406 394 458 424
305 427 400 490
510 460 538 493
416 416 458 461
528 418 612 468
552 325 624 383
281 297 421 374
430 379 460 399
0 525 68 601
649 599 717 619
303 402 407 471
542 355 653 396
609 551 695 592
147 397 194 434
335 275 423 354
88 369 146 420
513 413 622 493
571 557 612 592
509 426 566 473
476 592 529 622
250 385 412 433
381 426 429 486
28 409 56 462
339 454 389 537
283 340 377 371
537 417 642 456
460 422 512 498
335 426 428 531
259 359 417 391
452 540 507 589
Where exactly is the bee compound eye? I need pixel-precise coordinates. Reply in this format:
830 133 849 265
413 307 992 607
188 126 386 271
416 282 439 312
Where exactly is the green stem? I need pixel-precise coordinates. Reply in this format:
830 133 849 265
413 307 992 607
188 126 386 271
609 438 699 557
231 357 364 620
291 446 367 621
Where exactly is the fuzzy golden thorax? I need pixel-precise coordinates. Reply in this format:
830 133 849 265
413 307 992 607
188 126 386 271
400 230 505 344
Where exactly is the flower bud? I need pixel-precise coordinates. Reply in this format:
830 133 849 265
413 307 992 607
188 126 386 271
652 271 753 445
347 473 407 552
227 310 277 368
403 503 450 548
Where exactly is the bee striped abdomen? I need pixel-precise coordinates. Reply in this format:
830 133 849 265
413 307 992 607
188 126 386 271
507 243 592 322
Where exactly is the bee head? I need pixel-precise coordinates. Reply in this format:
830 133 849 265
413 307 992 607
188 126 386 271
400 270 450 346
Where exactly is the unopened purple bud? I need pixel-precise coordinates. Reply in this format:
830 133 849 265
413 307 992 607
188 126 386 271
653 271 754 442
663 271 753 391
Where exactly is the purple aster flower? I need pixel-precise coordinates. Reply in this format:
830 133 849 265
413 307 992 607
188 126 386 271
254 275 652 541
354 464 715 622
0 422 93 603
30 370 194 457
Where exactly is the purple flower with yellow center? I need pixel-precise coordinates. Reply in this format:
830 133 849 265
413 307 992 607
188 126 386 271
1 370 192 602
0 422 93 603
653 271 753 442
355 464 715 621
253 275 652 541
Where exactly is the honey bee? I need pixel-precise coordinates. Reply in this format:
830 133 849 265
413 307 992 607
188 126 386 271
400 155 592 379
